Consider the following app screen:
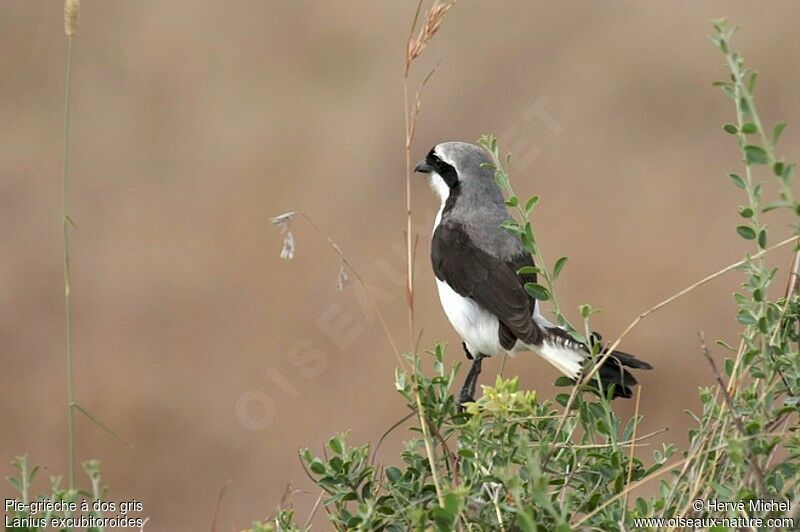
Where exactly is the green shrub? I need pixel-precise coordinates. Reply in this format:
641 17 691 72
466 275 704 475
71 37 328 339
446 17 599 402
250 20 799 531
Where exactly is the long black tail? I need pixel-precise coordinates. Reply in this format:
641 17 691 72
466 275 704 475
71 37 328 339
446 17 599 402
593 347 653 398
538 327 653 399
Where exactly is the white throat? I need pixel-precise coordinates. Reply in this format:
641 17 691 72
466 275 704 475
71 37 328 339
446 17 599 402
428 171 449 203
429 171 450 233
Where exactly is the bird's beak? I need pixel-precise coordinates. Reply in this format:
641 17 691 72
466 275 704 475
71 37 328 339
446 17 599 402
414 160 433 174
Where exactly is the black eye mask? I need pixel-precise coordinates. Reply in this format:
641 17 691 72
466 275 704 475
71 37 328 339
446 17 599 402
427 149 458 188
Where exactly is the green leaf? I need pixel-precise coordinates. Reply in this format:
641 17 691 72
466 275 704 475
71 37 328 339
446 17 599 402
553 256 568 280
772 122 787 143
728 173 746 189
724 357 734 377
506 195 519 207
525 195 540 215
500 220 525 236
723 124 738 134
753 182 763 200
635 498 649 515
457 448 475 459
309 458 326 475
740 97 751 115
554 376 573 387
517 265 541 276
738 207 754 218
736 226 756 240
744 145 768 165
579 303 600 318
721 85 735 99
736 312 756 325
524 221 534 243
715 340 737 352
385 466 402 482
524 283 550 301
762 200 791 212
779 162 795 182
7 476 22 493
432 492 463 531
758 229 767 249
494 171 510 191
300 448 313 463
346 516 363 528
328 436 343 455
740 122 757 134
747 71 758 93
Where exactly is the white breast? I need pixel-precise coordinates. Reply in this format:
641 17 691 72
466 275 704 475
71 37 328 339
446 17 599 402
431 170 504 357
435 277 504 358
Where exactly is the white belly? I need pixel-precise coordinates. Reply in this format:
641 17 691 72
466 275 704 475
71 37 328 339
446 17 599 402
436 279 504 357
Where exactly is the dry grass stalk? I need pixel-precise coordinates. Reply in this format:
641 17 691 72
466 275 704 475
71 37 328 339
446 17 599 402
697 331 768 497
621 386 642 523
273 211 405 369
401 1 459 510
403 1 456 348
62 0 79 488
210 479 231 532
544 234 798 469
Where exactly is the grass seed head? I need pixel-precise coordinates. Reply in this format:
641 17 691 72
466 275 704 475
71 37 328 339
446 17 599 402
64 0 80 37
406 0 457 70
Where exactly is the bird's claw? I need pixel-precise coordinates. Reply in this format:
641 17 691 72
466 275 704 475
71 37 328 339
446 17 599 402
456 392 475 413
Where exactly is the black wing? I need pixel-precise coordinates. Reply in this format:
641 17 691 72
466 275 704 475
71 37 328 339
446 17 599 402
431 220 541 349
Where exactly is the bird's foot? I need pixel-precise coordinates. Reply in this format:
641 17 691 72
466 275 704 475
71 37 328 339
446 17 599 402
456 390 475 413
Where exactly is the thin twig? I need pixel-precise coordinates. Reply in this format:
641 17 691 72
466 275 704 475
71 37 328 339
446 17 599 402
293 212 405 369
572 434 763 527
425 414 458 480
61 13 76 491
370 411 415 465
555 427 667 450
303 490 325 530
403 64 438 351
210 479 231 532
402 1 459 509
546 234 797 467
414 392 445 506
72 403 132 448
622 387 642 524
697 331 768 497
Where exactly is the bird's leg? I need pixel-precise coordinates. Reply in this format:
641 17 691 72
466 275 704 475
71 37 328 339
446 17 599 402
461 341 473 360
457 353 486 409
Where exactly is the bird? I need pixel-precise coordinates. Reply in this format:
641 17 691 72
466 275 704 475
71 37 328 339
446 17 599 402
414 141 652 406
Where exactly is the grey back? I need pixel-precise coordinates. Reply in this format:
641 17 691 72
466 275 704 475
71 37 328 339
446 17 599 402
436 142 524 262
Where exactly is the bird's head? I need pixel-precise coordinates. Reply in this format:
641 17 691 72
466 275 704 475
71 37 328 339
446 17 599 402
414 142 495 202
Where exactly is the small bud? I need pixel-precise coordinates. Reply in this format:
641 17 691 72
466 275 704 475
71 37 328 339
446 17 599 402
335 262 350 291
279 230 295 261
271 212 297 260
64 0 80 37
270 212 296 227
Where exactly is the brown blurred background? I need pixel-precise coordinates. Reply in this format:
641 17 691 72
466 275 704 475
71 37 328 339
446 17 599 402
2 1 799 530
